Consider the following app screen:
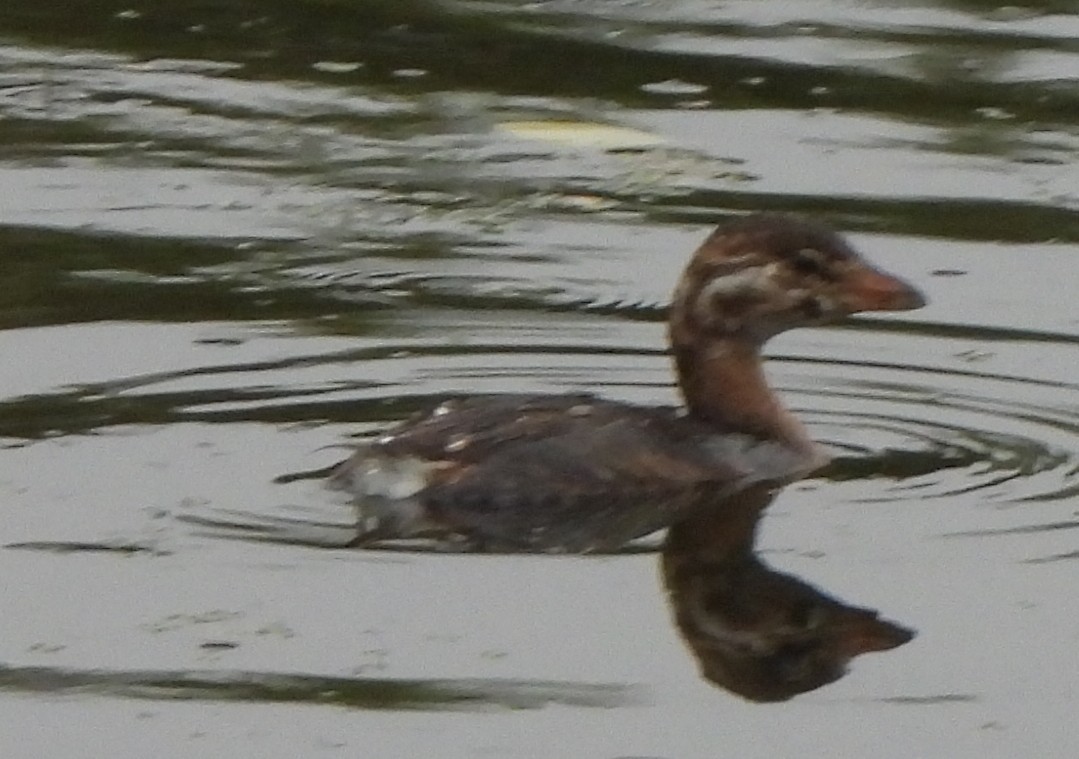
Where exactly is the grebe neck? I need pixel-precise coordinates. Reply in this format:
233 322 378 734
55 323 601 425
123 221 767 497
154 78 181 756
672 338 820 459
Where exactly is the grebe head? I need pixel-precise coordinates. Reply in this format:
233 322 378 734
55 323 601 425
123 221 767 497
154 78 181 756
669 214 925 347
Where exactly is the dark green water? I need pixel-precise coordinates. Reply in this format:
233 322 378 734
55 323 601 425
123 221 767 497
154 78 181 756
1 1 1077 756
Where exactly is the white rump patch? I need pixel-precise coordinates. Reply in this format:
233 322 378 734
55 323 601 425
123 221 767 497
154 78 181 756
343 452 435 500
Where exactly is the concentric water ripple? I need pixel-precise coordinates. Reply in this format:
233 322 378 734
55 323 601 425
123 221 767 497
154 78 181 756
4 312 1073 508
802 365 1079 504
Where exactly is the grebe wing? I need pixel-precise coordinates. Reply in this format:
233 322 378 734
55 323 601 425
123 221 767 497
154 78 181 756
331 394 758 552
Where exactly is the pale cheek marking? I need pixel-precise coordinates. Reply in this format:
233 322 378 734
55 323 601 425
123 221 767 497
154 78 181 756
693 266 776 325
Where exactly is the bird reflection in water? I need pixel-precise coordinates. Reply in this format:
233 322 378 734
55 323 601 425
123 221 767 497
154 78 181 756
181 477 915 702
661 484 914 702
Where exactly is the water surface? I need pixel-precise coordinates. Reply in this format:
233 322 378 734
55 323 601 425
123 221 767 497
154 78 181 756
1 0 1078 756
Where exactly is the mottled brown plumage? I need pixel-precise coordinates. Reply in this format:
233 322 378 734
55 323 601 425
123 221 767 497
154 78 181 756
329 214 925 552
668 214 925 449
331 394 803 551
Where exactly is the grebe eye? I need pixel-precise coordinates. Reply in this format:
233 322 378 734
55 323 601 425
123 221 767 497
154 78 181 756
791 248 827 275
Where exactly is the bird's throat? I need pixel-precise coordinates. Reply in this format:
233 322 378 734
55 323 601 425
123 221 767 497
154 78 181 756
673 339 821 460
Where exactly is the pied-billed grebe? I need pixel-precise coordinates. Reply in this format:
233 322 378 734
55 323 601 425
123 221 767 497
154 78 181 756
329 214 925 551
